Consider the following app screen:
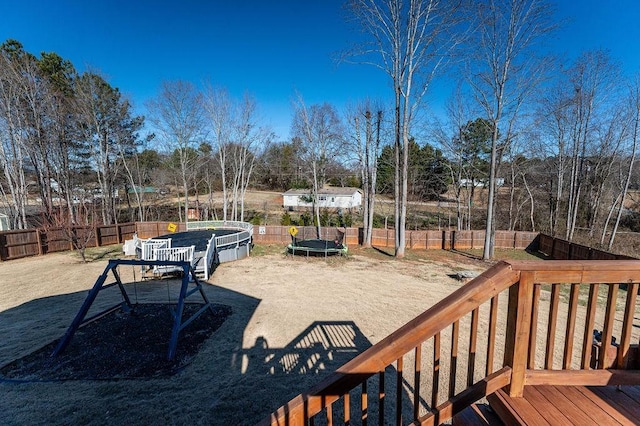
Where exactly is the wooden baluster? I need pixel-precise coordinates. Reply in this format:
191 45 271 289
413 345 422 421
396 356 403 426
326 401 333 426
449 320 459 398
378 371 385 426
486 295 499 376
362 381 368 426
468 308 479 387
599 284 619 369
617 282 639 369
528 284 541 369
432 332 441 409
563 283 580 369
545 284 561 369
581 283 599 369
344 393 350 426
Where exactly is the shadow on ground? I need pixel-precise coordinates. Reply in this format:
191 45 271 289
0 275 413 424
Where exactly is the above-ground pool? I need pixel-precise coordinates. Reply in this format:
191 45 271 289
155 229 238 252
138 221 253 279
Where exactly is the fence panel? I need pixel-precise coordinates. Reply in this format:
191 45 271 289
135 221 185 238
0 229 40 260
590 248 618 260
538 234 554 255
552 238 570 259
494 230 515 249
515 231 539 250
570 243 591 260
119 223 137 242
97 224 119 246
371 228 393 247
453 230 471 250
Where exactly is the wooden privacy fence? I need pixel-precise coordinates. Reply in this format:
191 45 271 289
0 221 540 262
253 226 538 251
0 223 136 261
537 233 636 261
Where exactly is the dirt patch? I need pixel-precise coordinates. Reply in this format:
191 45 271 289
0 303 231 380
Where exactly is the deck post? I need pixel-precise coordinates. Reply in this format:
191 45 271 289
503 270 534 397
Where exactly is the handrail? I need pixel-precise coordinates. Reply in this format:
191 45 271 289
263 262 520 425
203 234 216 280
186 220 253 233
263 260 640 426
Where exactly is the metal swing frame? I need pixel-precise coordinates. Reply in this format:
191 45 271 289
51 258 216 361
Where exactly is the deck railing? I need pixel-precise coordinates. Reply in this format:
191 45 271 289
153 245 195 275
139 237 171 261
262 260 640 425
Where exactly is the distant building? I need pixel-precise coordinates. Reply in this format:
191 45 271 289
459 178 505 188
127 186 157 195
0 213 9 231
282 187 363 211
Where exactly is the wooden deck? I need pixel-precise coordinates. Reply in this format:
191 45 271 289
263 261 640 426
488 385 640 425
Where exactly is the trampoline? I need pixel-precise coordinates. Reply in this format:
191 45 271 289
287 238 348 257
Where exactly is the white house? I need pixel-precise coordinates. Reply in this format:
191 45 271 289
283 187 363 211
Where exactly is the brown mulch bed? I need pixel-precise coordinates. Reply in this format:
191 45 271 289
0 303 231 381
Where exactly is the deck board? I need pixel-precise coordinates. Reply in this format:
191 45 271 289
574 386 636 425
521 386 572 424
588 386 640 423
489 385 640 425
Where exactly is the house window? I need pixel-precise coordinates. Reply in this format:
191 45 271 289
319 196 327 201
331 197 335 202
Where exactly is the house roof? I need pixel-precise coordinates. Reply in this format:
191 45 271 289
283 187 362 197
128 186 156 194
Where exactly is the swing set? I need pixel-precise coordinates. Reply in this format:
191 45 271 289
51 258 216 361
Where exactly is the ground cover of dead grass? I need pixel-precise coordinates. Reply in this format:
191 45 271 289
1 245 635 425
0 245 493 425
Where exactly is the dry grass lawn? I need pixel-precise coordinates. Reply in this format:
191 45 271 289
0 245 491 425
2 245 637 425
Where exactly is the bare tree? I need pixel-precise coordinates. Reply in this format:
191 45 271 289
347 0 468 257
204 86 271 222
291 97 345 238
349 101 383 247
76 72 143 225
534 79 574 236
605 77 640 249
0 47 30 229
229 94 271 222
467 0 555 259
44 202 96 263
147 81 205 224
563 51 622 241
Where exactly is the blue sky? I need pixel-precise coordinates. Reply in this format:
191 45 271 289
2 0 639 140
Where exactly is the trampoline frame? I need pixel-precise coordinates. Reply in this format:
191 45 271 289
287 238 348 257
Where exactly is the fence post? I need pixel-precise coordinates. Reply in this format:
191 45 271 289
36 229 43 255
